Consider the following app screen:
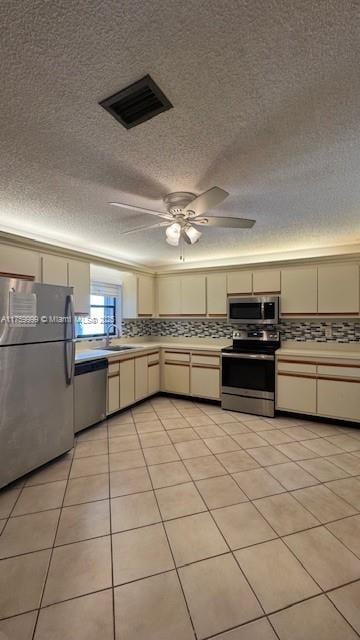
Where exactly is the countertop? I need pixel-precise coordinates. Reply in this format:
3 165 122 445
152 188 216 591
277 340 360 362
75 339 231 363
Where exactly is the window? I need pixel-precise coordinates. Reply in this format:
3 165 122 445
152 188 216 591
76 282 121 338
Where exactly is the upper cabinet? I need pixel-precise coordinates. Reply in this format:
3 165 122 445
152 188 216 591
317 264 359 315
68 260 90 315
181 275 206 315
207 273 227 316
0 244 40 280
281 267 317 315
253 269 281 294
158 276 181 316
42 255 90 315
227 270 252 295
138 275 154 316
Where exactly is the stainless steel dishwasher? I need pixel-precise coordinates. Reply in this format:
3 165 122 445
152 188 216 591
74 358 108 433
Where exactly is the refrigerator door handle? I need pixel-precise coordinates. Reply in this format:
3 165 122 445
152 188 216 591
64 294 75 386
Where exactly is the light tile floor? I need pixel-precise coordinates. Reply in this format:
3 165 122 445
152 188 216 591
1 396 360 639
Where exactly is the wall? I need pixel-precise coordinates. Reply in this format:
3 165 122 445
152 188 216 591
122 318 360 343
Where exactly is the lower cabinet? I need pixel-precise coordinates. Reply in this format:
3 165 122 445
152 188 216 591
120 359 135 409
276 374 317 414
191 366 220 400
135 356 148 401
317 379 359 421
148 362 160 395
107 374 120 414
163 363 190 394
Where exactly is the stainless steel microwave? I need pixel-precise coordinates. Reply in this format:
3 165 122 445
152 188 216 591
227 296 279 325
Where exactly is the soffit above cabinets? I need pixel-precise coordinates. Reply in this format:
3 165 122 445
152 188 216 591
0 1 360 266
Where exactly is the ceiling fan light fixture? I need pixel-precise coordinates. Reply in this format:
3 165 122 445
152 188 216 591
183 224 202 245
166 222 181 246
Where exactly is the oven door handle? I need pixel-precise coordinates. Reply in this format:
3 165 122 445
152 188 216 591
221 353 274 361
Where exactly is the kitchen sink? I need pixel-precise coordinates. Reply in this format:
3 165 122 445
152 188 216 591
97 345 137 352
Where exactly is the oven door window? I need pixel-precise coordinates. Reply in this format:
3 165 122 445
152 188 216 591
229 302 262 321
222 357 274 392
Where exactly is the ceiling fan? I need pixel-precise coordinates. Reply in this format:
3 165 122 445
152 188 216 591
109 187 256 247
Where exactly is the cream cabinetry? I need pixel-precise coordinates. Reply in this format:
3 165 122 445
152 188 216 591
68 260 90 315
317 379 359 421
158 277 181 316
0 244 40 279
120 359 135 409
148 353 160 396
163 363 190 394
191 366 220 399
107 373 120 414
253 269 281 294
227 270 252 295
207 273 227 316
317 264 359 315
138 275 154 316
181 275 206 315
41 255 68 286
135 355 148 401
276 374 317 414
281 267 317 315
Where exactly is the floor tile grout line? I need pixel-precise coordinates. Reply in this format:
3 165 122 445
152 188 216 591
104 418 117 640
323 590 360 639
133 402 200 640
30 440 77 640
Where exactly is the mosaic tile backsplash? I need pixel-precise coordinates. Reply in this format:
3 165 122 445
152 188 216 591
122 318 360 343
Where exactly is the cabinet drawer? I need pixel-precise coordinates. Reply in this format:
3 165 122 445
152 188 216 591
277 360 317 375
108 362 120 376
317 364 360 379
317 379 360 421
276 374 317 413
148 352 160 364
191 354 220 367
163 351 190 363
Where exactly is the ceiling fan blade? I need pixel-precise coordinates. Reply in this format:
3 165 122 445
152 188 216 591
109 201 172 220
119 221 170 236
184 187 229 216
193 216 256 228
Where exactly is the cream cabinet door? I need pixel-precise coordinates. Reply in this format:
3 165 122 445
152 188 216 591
253 269 281 294
41 255 68 286
148 363 160 395
135 356 148 400
0 244 40 280
68 260 90 315
107 375 120 414
120 359 135 408
207 273 227 316
191 366 220 399
163 363 190 394
276 374 317 413
227 271 252 295
138 275 154 316
318 264 359 314
280 267 317 315
181 275 206 315
317 379 360 421
157 277 181 315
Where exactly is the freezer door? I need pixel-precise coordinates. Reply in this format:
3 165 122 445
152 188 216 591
0 278 74 345
0 341 74 488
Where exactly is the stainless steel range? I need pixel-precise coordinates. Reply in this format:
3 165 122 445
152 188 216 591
221 329 280 418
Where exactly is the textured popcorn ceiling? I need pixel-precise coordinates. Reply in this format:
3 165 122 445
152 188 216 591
0 0 360 268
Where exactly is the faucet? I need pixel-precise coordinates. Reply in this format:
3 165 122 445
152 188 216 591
105 323 121 348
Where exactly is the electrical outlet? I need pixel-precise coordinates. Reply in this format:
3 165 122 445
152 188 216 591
324 324 333 339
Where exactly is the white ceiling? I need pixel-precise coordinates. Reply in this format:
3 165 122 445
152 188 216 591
0 0 360 268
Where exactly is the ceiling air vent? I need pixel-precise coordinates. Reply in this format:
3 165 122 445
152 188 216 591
99 75 173 129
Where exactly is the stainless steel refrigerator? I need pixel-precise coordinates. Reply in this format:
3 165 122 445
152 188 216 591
0 278 75 488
